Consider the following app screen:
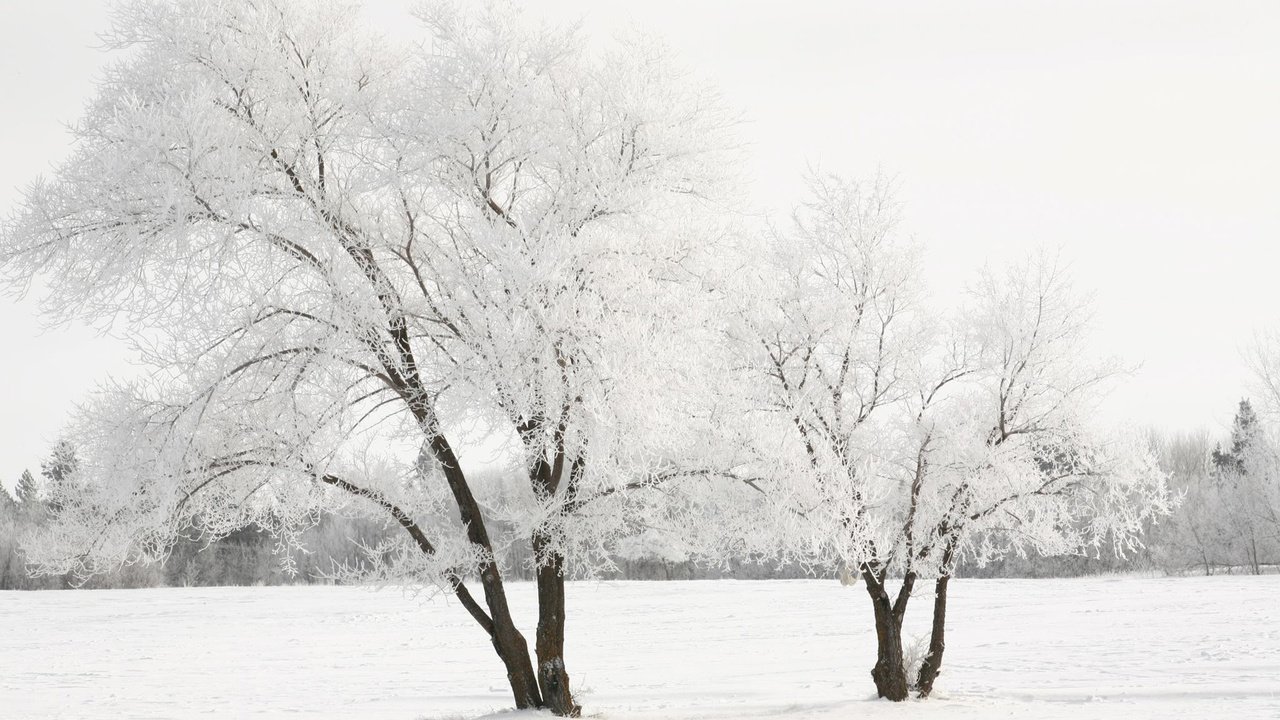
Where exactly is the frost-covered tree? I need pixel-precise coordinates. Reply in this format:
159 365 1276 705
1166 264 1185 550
877 258 1171 698
4 471 42 589
0 1 728 714
1145 431 1225 575
724 176 1170 701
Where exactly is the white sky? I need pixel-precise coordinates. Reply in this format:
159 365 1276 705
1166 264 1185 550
2 0 1279 485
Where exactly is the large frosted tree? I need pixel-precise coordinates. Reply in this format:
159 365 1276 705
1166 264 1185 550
0 1 728 715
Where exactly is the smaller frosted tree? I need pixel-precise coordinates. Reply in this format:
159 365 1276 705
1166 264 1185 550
725 173 1171 701
881 257 1171 698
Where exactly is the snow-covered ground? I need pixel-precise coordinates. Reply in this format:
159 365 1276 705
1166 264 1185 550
2 576 1278 719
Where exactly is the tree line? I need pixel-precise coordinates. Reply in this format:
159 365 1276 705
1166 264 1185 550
957 401 1280 578
6 401 1277 593
1 440 817 590
0 441 396 589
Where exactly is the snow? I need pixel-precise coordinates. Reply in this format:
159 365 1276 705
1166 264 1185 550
3 576 1278 719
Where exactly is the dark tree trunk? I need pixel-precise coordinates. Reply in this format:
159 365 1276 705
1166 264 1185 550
429 435 545 712
364 262 554 713
869 598 909 700
534 533 581 717
915 572 951 697
485 586 544 711
491 635 542 710
862 568 909 701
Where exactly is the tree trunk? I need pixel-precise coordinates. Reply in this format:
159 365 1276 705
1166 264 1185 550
533 531 581 717
864 579 910 701
462 552 544 709
428 440 544 711
915 572 951 697
491 632 542 710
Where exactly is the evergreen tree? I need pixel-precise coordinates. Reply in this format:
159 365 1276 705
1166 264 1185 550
39 440 79 513
1212 399 1260 476
15 470 40 505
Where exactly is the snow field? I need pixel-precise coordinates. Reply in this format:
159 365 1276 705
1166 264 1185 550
2 576 1278 719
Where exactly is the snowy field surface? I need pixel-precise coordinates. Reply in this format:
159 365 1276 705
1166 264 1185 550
2 576 1278 719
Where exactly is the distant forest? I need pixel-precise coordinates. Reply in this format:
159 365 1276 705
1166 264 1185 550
3 398 1276 590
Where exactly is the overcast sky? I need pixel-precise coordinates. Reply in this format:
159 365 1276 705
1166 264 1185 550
2 0 1278 485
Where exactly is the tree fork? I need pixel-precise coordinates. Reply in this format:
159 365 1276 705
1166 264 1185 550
861 566 910 701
